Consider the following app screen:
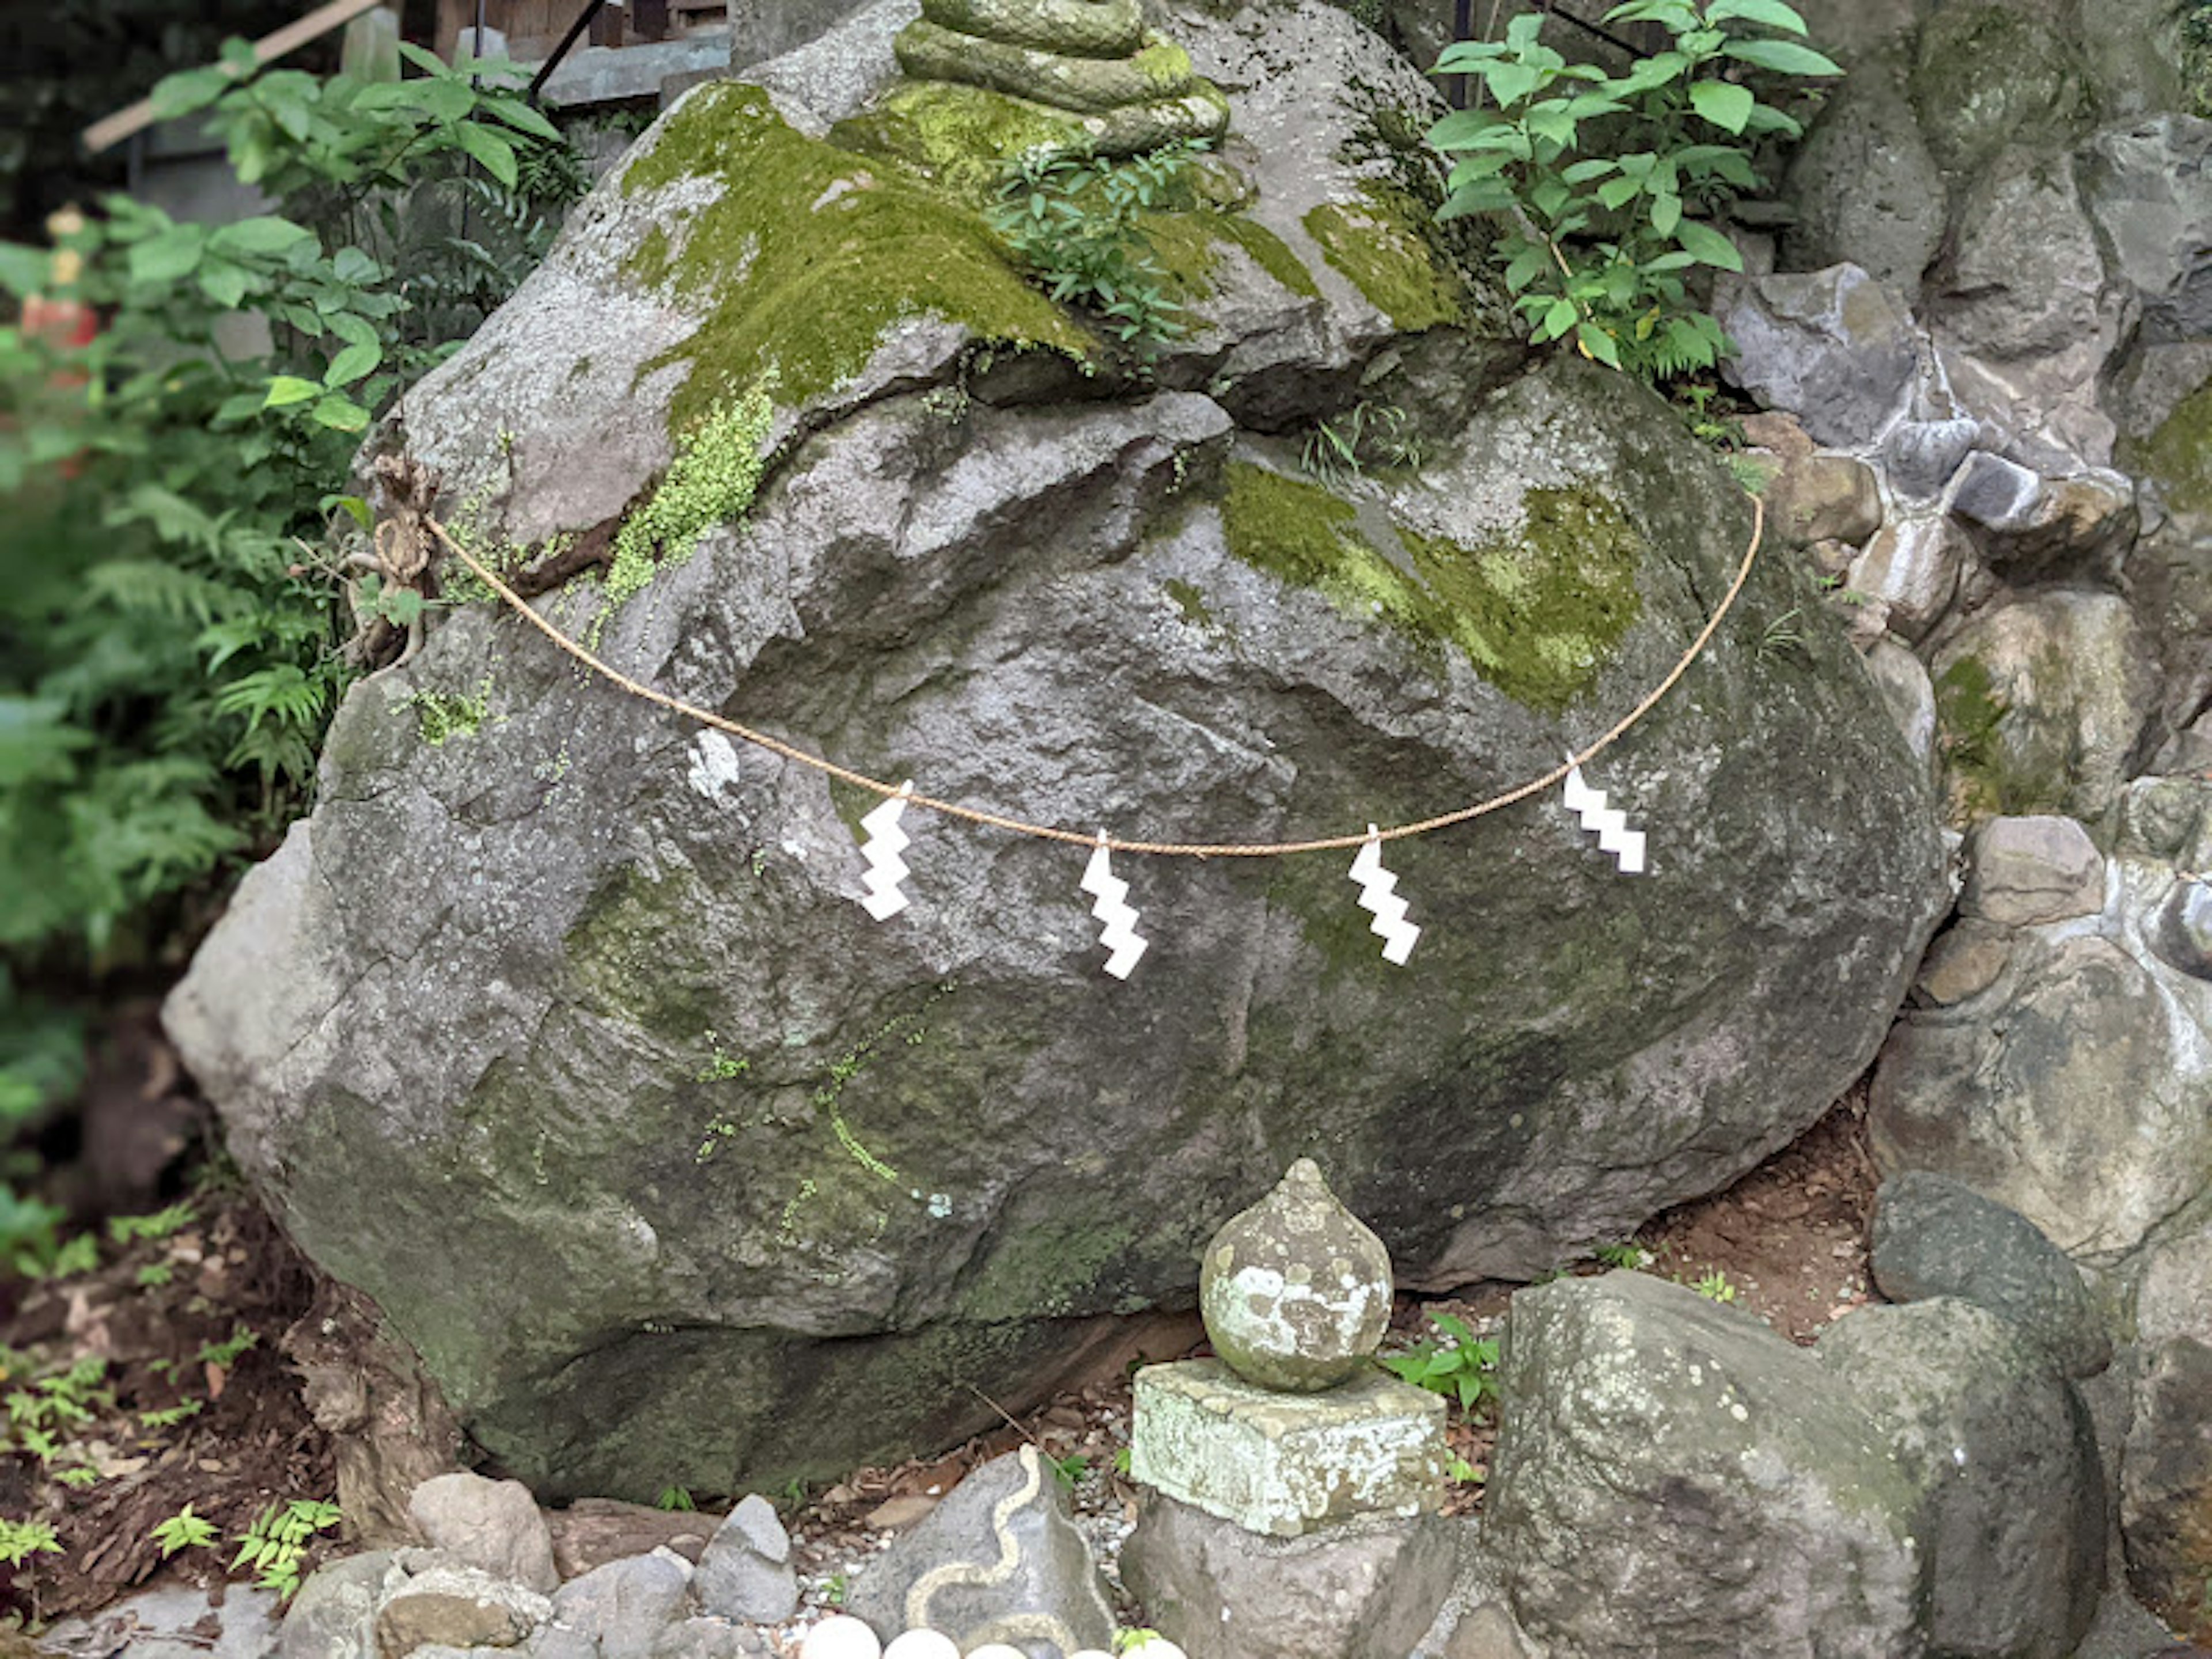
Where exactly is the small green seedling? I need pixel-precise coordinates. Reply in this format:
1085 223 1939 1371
1594 1241 1653 1270
1694 1270 1738 1304
1380 1311 1501 1417
153 1503 218 1557
656 1485 696 1512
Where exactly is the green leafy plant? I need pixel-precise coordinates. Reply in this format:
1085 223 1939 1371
1048 1452 1090 1490
1445 1452 1485 1483
656 1484 696 1512
231 1497 341 1600
0 1514 61 1574
1594 1241 1653 1270
1430 0 1839 377
990 141 1209 352
153 1503 219 1558
1299 401 1427 488
198 1327 259 1369
109 1201 194 1245
1694 1269 1738 1303
1380 1311 1502 1417
140 1399 204 1431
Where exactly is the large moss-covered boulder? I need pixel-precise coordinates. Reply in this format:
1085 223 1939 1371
165 5 1946 1502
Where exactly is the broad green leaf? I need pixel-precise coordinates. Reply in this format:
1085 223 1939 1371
0 244 49 299
196 259 251 310
1485 62 1542 107
1742 103 1804 138
1434 39 1506 71
1598 176 1642 210
1503 245 1551 290
1540 297 1578 340
1446 150 1512 184
262 375 320 408
1723 38 1841 75
1561 158 1619 183
1529 177 1572 220
1650 191 1682 234
1609 51 1690 97
147 67 229 122
1429 109 1509 148
1706 0 1809 33
1527 107 1578 146
128 226 205 285
219 37 261 73
323 338 380 388
1675 219 1746 270
309 394 372 432
209 216 313 257
327 312 379 351
485 95 562 142
454 123 518 188
1690 79 1755 134
396 40 451 77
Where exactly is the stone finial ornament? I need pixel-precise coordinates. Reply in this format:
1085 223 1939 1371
1199 1158 1393 1392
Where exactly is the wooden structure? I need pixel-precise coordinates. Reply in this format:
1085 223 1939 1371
433 0 729 62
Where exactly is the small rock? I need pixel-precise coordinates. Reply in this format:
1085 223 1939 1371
282 1552 404 1659
1869 1172 2111 1380
1715 264 1921 449
410 1472 561 1595
1761 448 1883 547
373 1563 552 1658
694 1495 798 1625
651 1616 769 1658
2123 1338 2212 1638
1199 1157 1392 1392
1862 638 1936 774
1953 451 2043 530
1120 1491 1456 1659
847 1446 1116 1659
1911 919 2016 1007
547 1499 713 1578
2154 883 2212 979
552 1548 694 1659
1848 513 1967 642
1962 816 2106 926
1960 468 2139 582
1883 415 1979 502
1442 1601 1534 1659
2082 116 2212 341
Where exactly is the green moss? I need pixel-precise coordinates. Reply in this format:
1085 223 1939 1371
830 80 1091 208
1933 653 2069 821
1164 577 1215 628
1218 463 1643 710
605 378 777 615
623 82 1092 429
2121 377 2212 518
565 864 721 1039
408 677 496 745
1140 210 1322 306
631 224 673 289
1302 187 1464 331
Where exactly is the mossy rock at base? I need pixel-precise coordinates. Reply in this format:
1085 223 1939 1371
2121 376 2212 519
1907 4 2099 177
620 81 1093 429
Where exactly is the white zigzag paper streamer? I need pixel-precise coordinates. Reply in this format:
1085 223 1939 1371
857 781 915 920
1348 824 1421 966
1562 762 1646 874
1080 833 1148 979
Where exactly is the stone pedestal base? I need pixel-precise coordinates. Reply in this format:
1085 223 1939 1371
1119 1489 1459 1659
1130 1358 1445 1539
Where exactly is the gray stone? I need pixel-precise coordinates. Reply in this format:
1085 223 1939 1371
527 1627 601 1659
553 1549 694 1659
1955 463 2139 584
2111 340 2212 446
732 0 882 72
547 1499 713 1578
1714 264 1921 448
1940 340 2120 475
1911 919 2015 1007
1482 1272 1921 1658
2123 1337 2212 1642
1963 815 2107 926
1780 51 1946 298
1931 591 2160 823
166 267 1948 1497
1199 1157 1392 1391
1120 1491 1456 1659
43 1583 284 1659
1130 1358 1445 1537
1816 1299 2104 1659
1869 1171 2111 1378
373 1563 553 1656
1883 416 1979 503
1862 638 1936 774
693 1496 796 1625
410 1471 561 1595
1871 865 2212 1259
648 1619 767 1659
2116 775 2212 870
2083 116 2212 344
1953 452 2044 531
283 1552 406 1659
846 1446 1115 1658
1439 1601 1534 1659
2154 882 2212 978
1908 5 2096 181
1847 512 1967 642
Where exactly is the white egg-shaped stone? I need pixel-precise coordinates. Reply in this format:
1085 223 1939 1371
884 1633 960 1659
1068 1652 1116 1659
1124 1642 1187 1659
964 1646 1028 1659
801 1615 884 1659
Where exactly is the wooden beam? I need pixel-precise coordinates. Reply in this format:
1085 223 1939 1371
83 0 391 156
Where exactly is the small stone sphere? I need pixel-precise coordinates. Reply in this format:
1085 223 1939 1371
801 1616 884 1659
883 1633 960 1659
1199 1157 1393 1391
1067 1652 1116 1659
964 1646 1029 1659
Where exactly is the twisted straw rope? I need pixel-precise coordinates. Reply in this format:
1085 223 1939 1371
426 491 1763 858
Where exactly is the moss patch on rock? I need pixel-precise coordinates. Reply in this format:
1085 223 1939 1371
831 80 1096 208
1908 5 2096 177
1142 209 1322 305
623 82 1092 429
2122 377 2212 518
1218 463 1643 710
1302 186 1464 331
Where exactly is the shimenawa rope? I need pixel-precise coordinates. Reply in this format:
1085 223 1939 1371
423 492 1764 859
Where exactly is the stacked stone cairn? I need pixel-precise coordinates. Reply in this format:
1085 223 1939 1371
1121 1160 1455 1659
892 0 1229 157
